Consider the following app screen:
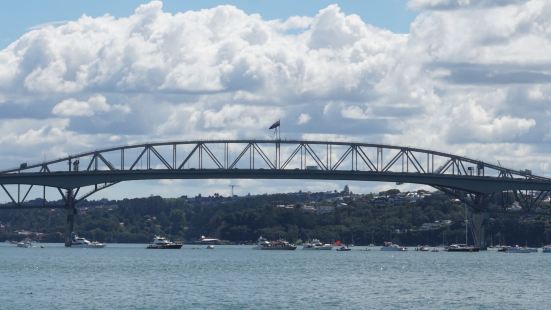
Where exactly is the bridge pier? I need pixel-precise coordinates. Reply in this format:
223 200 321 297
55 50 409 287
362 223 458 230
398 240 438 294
64 189 76 247
471 211 486 249
470 194 489 250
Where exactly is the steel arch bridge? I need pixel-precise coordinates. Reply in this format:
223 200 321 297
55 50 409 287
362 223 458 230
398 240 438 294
1 139 550 209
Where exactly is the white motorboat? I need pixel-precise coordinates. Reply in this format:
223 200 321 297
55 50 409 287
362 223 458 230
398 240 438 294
415 245 430 252
446 244 479 252
380 242 407 251
206 245 215 249
16 240 32 248
543 245 551 253
253 236 296 250
336 245 351 252
500 245 537 253
302 239 332 250
146 236 182 249
196 235 221 245
71 234 106 248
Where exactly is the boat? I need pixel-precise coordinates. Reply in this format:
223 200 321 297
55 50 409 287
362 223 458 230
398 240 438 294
16 240 32 248
415 245 430 252
380 242 407 251
206 245 215 249
499 245 537 253
543 245 551 253
196 235 221 245
302 239 332 250
71 234 106 248
336 245 351 251
445 244 479 252
253 236 296 250
445 205 479 253
146 236 183 249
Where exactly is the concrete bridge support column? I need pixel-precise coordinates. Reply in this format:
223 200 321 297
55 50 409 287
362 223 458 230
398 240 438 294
64 189 76 247
471 211 486 249
470 194 489 250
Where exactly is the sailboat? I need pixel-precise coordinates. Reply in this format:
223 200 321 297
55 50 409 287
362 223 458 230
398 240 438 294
446 204 479 252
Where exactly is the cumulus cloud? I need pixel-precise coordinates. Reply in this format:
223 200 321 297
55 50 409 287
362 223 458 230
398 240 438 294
409 0 528 10
297 113 311 125
446 101 536 143
52 95 130 117
1 0 551 198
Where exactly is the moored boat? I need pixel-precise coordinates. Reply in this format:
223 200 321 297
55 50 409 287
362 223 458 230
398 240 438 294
543 245 551 253
254 236 296 250
336 245 351 251
16 240 32 248
445 244 479 252
302 239 332 250
196 235 222 245
499 245 537 253
146 236 183 249
381 242 407 251
415 245 430 252
71 234 106 248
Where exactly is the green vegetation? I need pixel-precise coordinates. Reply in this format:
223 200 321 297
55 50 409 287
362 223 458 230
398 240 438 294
1 190 551 246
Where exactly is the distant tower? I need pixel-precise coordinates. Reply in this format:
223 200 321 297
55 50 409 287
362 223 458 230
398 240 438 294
229 184 238 197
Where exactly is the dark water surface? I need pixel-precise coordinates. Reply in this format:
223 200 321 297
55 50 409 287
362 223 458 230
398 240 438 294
1 244 549 309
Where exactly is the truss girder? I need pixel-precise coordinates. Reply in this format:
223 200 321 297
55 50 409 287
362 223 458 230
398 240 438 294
1 140 550 199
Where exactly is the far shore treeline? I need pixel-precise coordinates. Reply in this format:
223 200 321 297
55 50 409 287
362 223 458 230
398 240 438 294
1 189 551 247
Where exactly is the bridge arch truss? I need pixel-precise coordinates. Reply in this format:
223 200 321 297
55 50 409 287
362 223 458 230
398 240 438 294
0 140 550 210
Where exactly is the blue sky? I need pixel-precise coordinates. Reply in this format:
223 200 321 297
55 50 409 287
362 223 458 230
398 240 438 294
1 0 550 201
0 0 416 48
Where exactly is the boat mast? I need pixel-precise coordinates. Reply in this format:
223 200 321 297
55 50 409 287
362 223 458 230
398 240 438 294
464 203 468 245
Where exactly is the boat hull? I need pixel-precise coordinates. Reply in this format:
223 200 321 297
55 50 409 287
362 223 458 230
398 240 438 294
147 244 183 249
446 248 479 252
72 244 106 248
258 246 297 250
302 246 332 250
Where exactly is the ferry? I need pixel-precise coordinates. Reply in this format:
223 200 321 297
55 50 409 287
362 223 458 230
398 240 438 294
445 244 479 252
146 236 183 249
254 236 297 250
302 239 332 250
71 234 106 248
380 242 407 251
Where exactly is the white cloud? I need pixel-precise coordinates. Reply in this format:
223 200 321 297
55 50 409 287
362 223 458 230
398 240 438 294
408 0 527 10
446 100 536 143
52 95 130 117
2 1 551 199
297 113 311 125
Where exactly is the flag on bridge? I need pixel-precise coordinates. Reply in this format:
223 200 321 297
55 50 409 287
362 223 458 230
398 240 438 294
268 120 280 130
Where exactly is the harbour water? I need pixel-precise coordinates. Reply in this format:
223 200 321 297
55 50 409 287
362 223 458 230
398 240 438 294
1 243 550 309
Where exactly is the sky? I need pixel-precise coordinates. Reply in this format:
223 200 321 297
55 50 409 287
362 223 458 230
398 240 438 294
1 0 551 201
